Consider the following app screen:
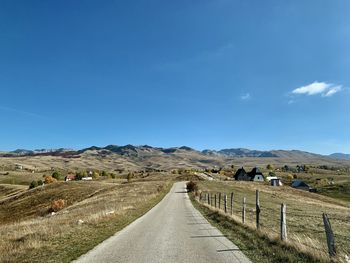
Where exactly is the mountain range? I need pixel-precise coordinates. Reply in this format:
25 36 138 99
1 145 350 171
1 145 348 160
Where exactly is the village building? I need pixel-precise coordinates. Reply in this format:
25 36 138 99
65 174 76 181
234 167 265 182
270 178 282 186
292 180 311 191
247 167 265 182
234 167 250 181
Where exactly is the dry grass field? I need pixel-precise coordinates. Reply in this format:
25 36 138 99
1 147 350 263
0 184 27 199
195 180 350 262
0 178 172 263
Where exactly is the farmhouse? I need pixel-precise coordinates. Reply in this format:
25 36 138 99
15 163 23 170
65 174 76 181
234 167 249 181
292 180 310 191
247 167 265 182
234 167 265 182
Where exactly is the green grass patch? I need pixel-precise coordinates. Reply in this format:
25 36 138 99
317 182 350 202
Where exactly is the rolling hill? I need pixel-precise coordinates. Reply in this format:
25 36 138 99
1 145 350 172
329 153 350 160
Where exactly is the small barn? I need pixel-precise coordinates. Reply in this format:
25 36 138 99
267 176 283 186
65 174 76 181
82 177 93 181
234 167 250 181
292 180 310 191
271 178 282 186
247 167 265 182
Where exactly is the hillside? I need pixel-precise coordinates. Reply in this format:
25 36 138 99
329 153 350 160
0 177 171 262
1 145 350 173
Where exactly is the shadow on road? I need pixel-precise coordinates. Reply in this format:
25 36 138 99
191 235 227 238
217 249 247 252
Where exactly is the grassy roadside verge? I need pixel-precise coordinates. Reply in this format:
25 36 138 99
0 181 172 263
190 194 323 263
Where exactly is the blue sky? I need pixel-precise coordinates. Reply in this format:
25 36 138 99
0 0 349 154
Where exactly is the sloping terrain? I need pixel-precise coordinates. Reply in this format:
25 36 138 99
0 181 116 224
0 184 27 200
0 178 171 262
329 153 350 160
1 145 350 174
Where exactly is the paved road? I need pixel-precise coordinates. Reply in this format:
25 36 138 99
74 182 252 263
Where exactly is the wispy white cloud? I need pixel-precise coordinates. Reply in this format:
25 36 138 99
152 42 235 71
240 93 251 100
323 85 342 97
0 105 46 119
292 81 342 97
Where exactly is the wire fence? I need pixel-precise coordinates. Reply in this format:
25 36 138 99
198 191 349 262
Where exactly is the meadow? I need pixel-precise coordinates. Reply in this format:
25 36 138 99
0 176 171 263
194 179 350 262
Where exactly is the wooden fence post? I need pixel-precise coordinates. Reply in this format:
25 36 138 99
280 203 287 241
242 197 246 224
256 190 260 230
218 193 221 210
207 193 210 205
230 192 234 215
224 194 227 213
323 213 336 258
214 194 217 208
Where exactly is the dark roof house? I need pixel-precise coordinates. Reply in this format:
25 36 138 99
292 180 310 191
234 167 265 182
234 167 250 181
247 167 265 182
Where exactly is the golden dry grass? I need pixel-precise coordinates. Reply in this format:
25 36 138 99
197 180 350 262
0 179 171 263
0 184 27 199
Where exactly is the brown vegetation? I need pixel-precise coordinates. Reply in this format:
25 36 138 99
0 178 171 262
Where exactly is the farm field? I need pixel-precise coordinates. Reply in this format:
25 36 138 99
194 180 350 262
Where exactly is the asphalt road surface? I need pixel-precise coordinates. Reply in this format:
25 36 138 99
74 182 252 263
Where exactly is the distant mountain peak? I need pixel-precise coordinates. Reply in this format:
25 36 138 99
329 153 350 160
202 148 278 158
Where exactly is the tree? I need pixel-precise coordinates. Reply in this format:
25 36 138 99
37 180 43 186
29 180 38 189
75 171 86 180
186 181 198 192
266 164 274 170
52 171 62 181
49 199 66 212
92 171 100 179
44 176 57 184
268 171 276 177
101 171 108 177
